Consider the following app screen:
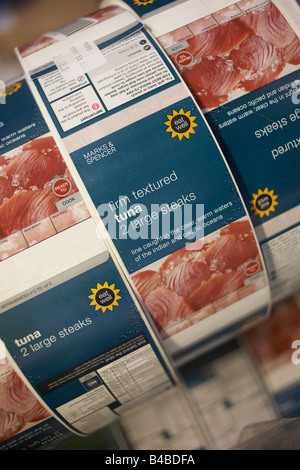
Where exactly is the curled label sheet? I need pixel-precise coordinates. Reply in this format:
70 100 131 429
14 4 271 368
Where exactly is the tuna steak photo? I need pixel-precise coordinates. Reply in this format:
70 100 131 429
161 1 300 110
0 359 50 443
132 219 266 338
0 136 90 260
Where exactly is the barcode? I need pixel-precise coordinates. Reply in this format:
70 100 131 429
52 17 97 37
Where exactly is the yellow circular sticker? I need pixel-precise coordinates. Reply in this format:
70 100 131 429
250 188 278 218
89 282 121 313
165 109 198 140
134 0 157 5
0 82 22 99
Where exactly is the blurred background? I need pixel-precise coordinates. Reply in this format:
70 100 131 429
0 0 101 82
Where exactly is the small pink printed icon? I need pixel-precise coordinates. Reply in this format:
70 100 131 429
92 103 100 110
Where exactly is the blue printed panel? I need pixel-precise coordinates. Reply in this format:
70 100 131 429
70 96 246 273
0 79 49 153
206 71 300 227
0 417 73 450
275 383 300 419
121 0 178 17
0 256 173 430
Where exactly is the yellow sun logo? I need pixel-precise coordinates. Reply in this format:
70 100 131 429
250 188 278 218
133 0 156 5
165 109 198 140
0 81 22 99
89 282 121 313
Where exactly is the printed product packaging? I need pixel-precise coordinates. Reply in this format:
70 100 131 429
0 346 79 449
179 339 279 449
119 339 279 450
14 4 271 365
242 295 300 420
105 0 300 303
0 78 182 449
118 386 210 450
